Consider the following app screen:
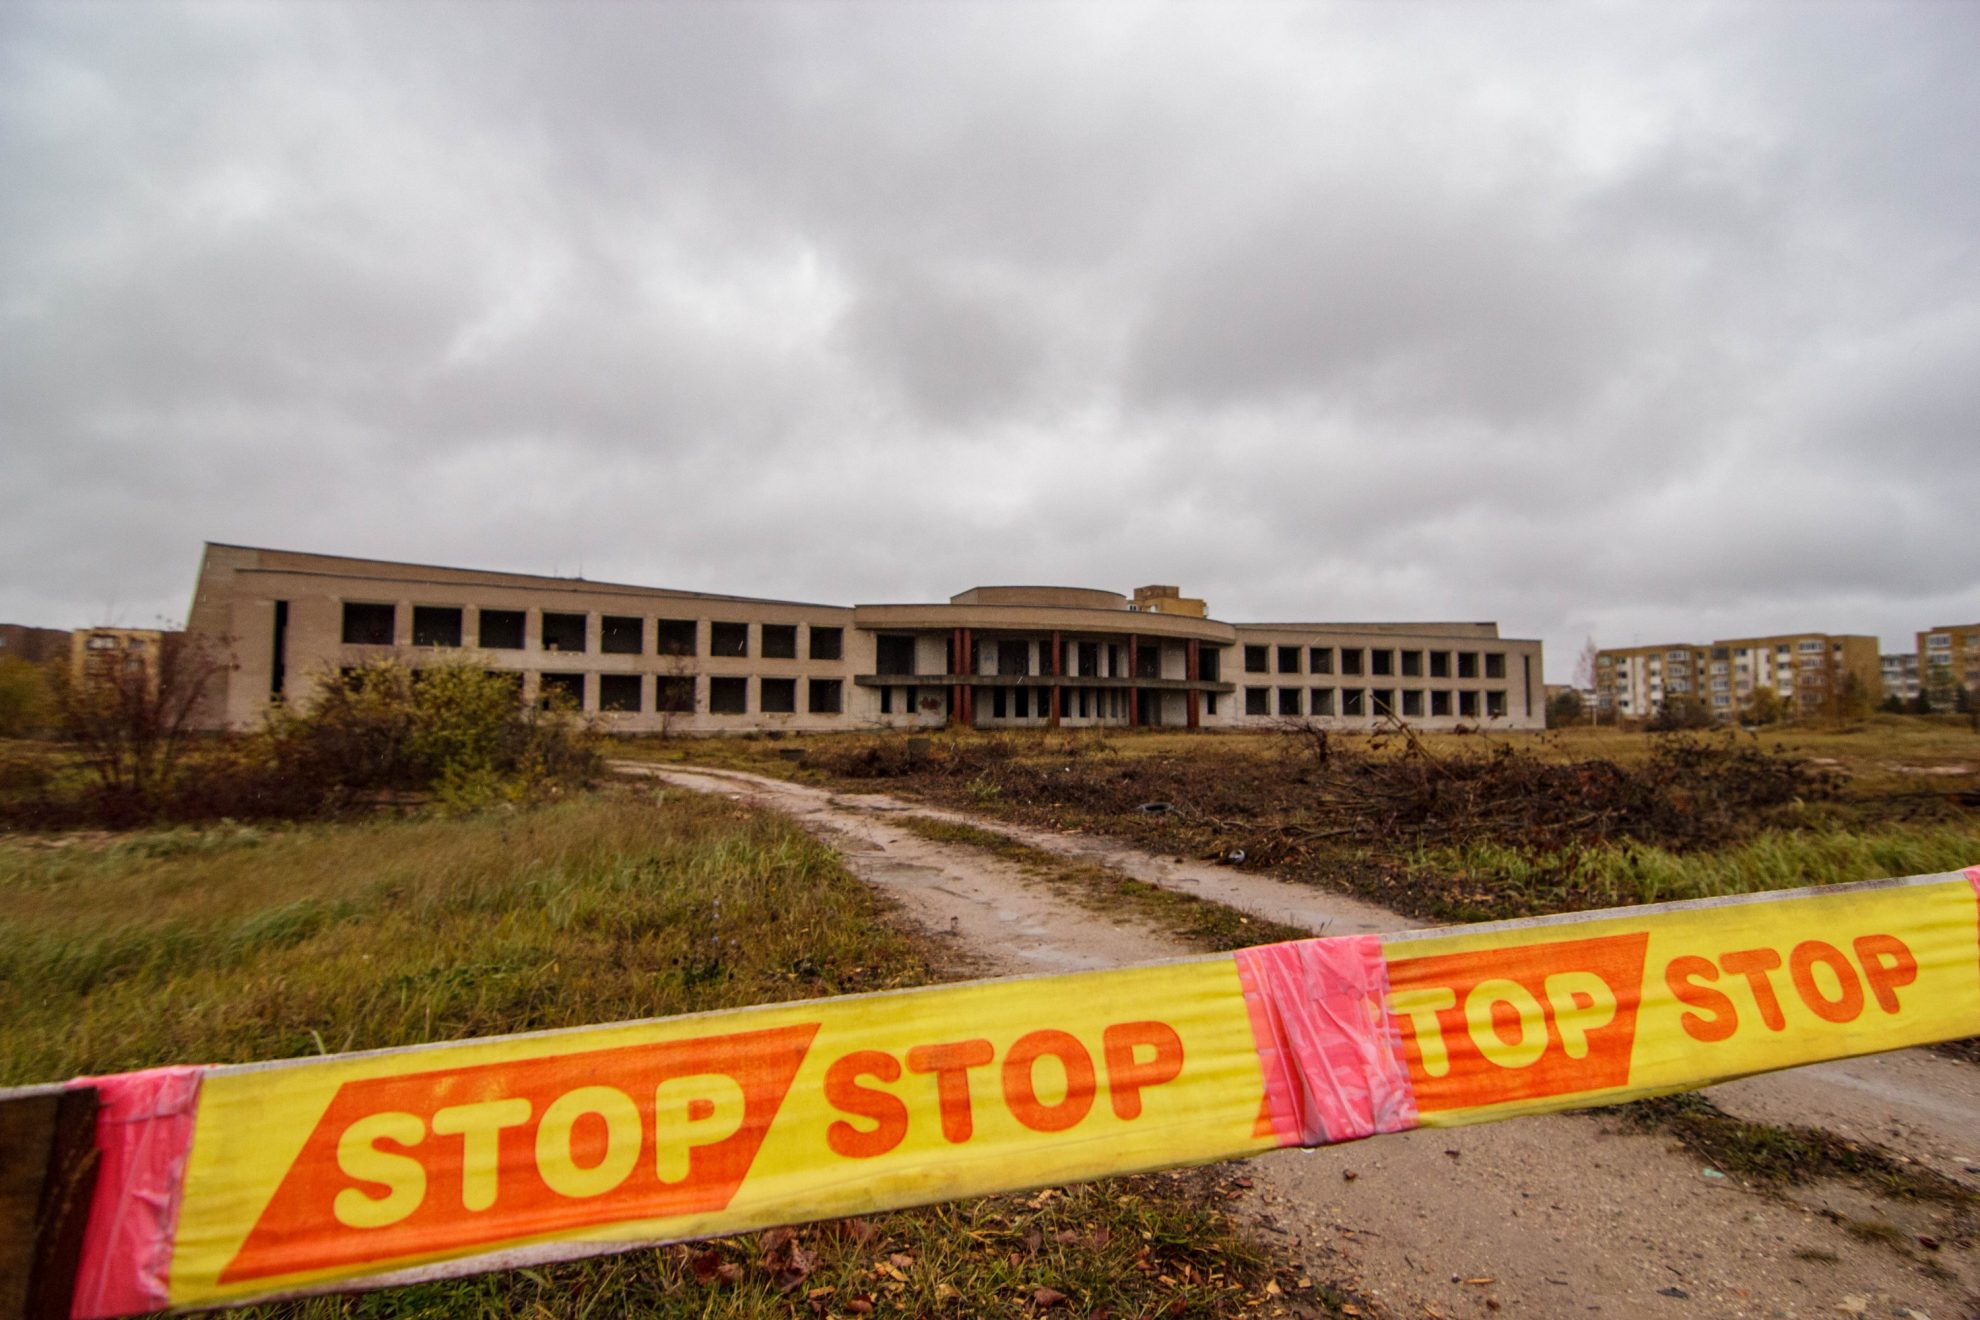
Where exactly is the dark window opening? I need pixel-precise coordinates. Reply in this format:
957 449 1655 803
542 612 588 653
992 688 1007 719
808 679 842 714
1485 652 1506 679
270 600 289 699
877 634 918 676
1078 642 1100 677
480 609 526 650
657 677 695 712
1204 692 1217 716
1198 647 1220 682
761 625 798 660
1015 687 1031 719
657 618 697 656
1244 645 1269 673
760 677 797 713
1430 651 1451 678
1342 688 1365 717
600 674 642 712
1486 690 1507 718
1431 690 1452 717
342 602 395 645
1310 688 1335 716
880 687 893 715
997 640 1030 677
1340 648 1364 676
1079 689 1092 717
709 676 748 714
1372 689 1396 717
1458 652 1479 679
1245 686 1270 716
1370 649 1393 677
413 606 462 648
1402 689 1424 718
1309 647 1333 675
1136 645 1159 679
1458 690 1479 718
1277 645 1301 674
539 672 585 710
601 615 643 655
711 622 749 657
1278 688 1301 716
809 626 843 661
1401 650 1423 677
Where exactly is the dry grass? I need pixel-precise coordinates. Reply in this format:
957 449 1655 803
0 788 1347 1318
0 787 927 1083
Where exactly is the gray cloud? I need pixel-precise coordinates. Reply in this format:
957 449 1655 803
4 1 1978 674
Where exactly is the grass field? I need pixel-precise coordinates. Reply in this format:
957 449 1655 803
0 787 1333 1318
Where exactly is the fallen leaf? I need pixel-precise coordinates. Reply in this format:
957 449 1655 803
1034 1286 1069 1308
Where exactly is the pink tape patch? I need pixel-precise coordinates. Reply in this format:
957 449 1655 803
67 1066 204 1320
1235 935 1417 1147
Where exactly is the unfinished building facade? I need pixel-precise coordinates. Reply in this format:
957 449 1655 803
184 545 1545 733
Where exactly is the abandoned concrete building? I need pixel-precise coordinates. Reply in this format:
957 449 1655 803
184 545 1546 733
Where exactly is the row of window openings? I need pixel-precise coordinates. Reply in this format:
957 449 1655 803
1244 687 1505 719
339 602 842 661
1243 645 1503 680
525 672 845 715
954 687 1214 720
877 636 1222 682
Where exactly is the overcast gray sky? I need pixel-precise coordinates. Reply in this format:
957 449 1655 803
5 2 1977 679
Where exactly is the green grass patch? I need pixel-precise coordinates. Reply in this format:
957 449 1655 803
2 790 1337 1317
1414 823 1980 922
894 815 1311 952
0 788 928 1083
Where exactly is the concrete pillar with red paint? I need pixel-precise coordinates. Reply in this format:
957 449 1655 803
1187 639 1201 730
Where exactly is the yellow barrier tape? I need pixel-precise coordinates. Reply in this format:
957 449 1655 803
18 867 1974 1315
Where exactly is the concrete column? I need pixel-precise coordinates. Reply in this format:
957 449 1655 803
1049 631 1062 727
1187 639 1201 730
1127 632 1140 728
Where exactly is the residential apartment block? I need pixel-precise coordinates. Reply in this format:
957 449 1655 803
1882 652 1922 704
184 545 1545 733
1917 624 1980 709
1596 632 1880 721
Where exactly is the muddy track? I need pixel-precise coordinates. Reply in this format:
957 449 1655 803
622 762 1980 1319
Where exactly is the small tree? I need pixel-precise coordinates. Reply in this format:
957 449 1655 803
57 630 229 803
1742 686 1786 726
1574 638 1600 725
0 657 55 737
1647 693 1716 731
1546 689 1584 727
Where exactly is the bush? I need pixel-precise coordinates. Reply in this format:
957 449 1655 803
3 660 599 829
0 658 55 738
265 661 599 811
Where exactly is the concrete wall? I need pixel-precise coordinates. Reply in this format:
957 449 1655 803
184 545 1546 734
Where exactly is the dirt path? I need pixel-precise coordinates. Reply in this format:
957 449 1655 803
624 762 1979 1319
